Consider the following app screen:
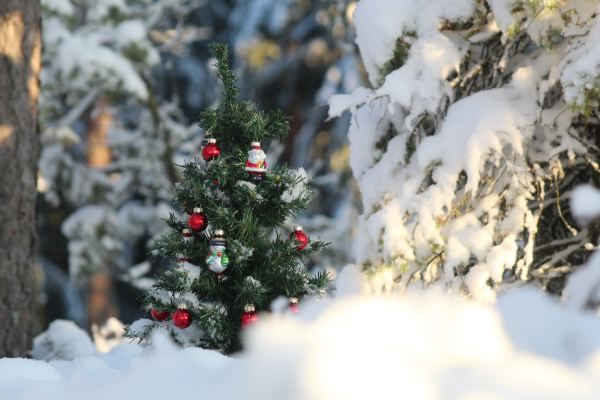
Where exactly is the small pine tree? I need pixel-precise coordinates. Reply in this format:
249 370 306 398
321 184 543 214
127 44 330 353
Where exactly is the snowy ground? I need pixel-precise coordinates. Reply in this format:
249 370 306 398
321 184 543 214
2 265 600 400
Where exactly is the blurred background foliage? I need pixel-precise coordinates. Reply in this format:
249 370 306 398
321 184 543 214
37 0 364 332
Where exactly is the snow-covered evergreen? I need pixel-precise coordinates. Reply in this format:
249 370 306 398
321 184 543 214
40 0 200 285
329 0 600 299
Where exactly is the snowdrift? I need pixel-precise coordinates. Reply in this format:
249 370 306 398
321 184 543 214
3 270 600 400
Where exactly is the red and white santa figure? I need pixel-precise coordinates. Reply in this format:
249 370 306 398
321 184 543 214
245 141 267 183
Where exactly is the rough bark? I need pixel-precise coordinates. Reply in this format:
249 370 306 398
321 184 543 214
0 0 41 357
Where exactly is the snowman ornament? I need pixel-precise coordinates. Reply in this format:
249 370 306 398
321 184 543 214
205 230 230 273
245 141 267 183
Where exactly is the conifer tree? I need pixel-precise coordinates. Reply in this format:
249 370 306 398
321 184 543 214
127 44 330 353
330 0 600 300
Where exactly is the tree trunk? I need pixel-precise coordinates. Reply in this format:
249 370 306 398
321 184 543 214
87 96 112 167
0 0 41 357
86 96 120 327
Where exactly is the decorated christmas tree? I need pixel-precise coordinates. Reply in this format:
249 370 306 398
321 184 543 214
126 44 330 353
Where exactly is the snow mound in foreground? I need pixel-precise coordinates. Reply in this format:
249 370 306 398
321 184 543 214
3 285 600 399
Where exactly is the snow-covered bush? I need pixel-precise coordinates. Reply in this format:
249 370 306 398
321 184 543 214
40 0 200 285
31 320 95 361
329 0 600 299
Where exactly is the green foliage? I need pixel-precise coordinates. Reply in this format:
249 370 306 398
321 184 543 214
122 43 149 64
200 44 291 152
128 44 331 353
378 32 416 85
568 80 600 118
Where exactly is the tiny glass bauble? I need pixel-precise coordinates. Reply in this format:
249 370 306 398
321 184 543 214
290 225 309 250
151 308 170 321
241 304 258 327
201 138 221 161
206 229 230 273
188 207 207 232
245 141 267 183
172 308 192 329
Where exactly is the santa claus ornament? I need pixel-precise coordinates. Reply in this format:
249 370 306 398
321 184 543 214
290 225 309 250
202 138 221 161
241 304 258 326
188 207 207 232
182 228 193 242
205 230 230 273
245 141 267 183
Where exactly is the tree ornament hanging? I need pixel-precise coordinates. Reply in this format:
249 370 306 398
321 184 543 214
182 228 193 242
241 304 258 326
172 308 192 329
201 138 221 161
245 141 267 183
177 254 192 264
151 308 170 321
188 207 207 232
206 229 230 273
289 297 299 314
290 225 309 250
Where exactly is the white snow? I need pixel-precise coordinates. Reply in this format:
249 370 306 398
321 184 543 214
416 78 535 194
564 250 600 310
6 275 600 399
377 32 464 115
329 0 600 298
487 0 518 32
571 184 600 224
236 180 258 192
88 0 128 21
53 33 149 99
281 168 309 203
327 87 371 119
561 14 600 107
42 0 75 16
331 64 542 298
115 20 148 48
353 0 475 85
31 320 95 361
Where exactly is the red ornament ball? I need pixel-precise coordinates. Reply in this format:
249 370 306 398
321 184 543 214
291 226 309 250
151 308 170 321
188 207 207 232
172 308 192 329
241 304 258 327
202 138 221 161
